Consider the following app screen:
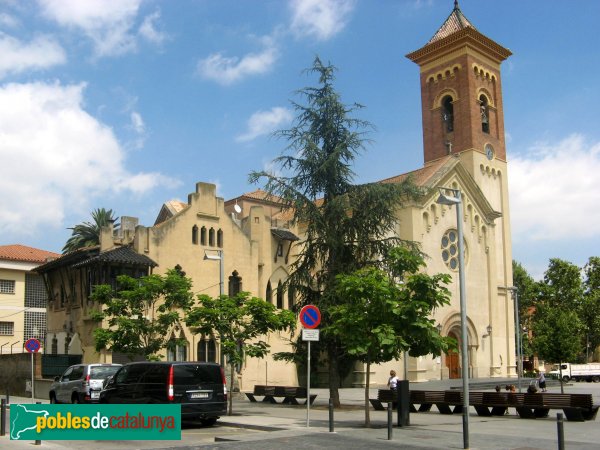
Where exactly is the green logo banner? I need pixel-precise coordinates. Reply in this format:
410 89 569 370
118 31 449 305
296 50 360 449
10 404 181 440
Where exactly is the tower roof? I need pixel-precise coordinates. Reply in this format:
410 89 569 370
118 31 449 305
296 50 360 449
427 1 476 44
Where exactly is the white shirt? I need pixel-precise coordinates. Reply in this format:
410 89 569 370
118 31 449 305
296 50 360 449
388 376 399 389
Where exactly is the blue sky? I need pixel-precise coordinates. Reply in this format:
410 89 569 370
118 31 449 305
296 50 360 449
1 0 598 280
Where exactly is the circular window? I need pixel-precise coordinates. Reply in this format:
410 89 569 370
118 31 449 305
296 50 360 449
441 229 468 271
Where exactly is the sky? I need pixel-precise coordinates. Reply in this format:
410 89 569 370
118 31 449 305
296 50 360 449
1 0 599 281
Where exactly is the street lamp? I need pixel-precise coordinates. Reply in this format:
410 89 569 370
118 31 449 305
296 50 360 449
507 286 522 393
436 187 469 450
204 250 225 367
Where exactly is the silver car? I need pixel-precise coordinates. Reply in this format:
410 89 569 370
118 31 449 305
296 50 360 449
49 363 122 404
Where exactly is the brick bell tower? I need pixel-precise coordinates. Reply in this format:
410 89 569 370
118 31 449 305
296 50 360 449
406 1 512 170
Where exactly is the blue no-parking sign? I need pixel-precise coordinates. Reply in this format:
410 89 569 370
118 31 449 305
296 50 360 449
299 305 321 329
25 338 41 353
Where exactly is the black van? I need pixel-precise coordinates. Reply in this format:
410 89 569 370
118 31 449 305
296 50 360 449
99 362 227 425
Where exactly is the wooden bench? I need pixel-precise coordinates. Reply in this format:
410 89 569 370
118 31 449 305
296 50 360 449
516 393 599 421
409 390 462 414
471 392 524 417
245 385 317 405
369 389 398 411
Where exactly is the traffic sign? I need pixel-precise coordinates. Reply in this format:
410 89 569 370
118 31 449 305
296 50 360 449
302 329 320 341
25 338 41 353
299 305 321 329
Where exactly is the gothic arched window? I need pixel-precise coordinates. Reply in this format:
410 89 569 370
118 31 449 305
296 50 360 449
266 281 272 304
276 281 284 309
192 225 198 245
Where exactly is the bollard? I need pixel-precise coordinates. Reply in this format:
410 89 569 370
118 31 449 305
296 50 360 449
556 412 564 450
397 380 410 427
1 398 5 437
328 398 334 432
35 401 41 446
387 401 393 440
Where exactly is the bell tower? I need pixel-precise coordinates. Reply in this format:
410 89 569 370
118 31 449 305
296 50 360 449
406 1 512 169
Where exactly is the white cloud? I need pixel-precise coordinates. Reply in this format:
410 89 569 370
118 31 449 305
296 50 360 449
509 134 600 241
0 33 66 78
197 35 278 85
38 0 142 57
138 11 167 45
130 111 145 134
236 107 293 142
289 0 355 41
0 81 177 237
0 13 19 28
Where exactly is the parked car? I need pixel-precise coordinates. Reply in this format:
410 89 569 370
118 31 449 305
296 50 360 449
99 362 227 425
49 363 122 404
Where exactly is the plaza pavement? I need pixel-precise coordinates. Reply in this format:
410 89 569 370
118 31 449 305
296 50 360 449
2 377 600 449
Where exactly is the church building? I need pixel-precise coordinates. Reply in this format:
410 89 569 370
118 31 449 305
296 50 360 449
37 2 517 387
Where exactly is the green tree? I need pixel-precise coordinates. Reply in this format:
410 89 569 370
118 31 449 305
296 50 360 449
90 267 194 360
538 258 583 309
185 292 296 415
249 57 419 406
329 247 454 426
512 261 538 361
532 307 583 393
582 257 600 360
63 208 119 253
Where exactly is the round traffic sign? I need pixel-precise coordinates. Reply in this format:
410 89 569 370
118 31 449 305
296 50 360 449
25 338 41 353
299 305 321 329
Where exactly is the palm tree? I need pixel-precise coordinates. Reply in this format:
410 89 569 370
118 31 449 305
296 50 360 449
62 208 119 253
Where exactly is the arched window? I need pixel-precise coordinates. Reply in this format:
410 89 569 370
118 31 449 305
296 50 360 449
217 229 223 248
64 334 71 354
442 96 454 132
276 281 284 309
228 270 242 297
192 225 198 245
200 226 207 245
197 337 217 363
209 228 215 247
51 336 58 355
288 285 295 310
480 95 489 133
266 281 272 304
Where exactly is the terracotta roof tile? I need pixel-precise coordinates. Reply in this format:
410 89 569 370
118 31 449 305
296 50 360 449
427 1 476 44
379 156 453 187
0 244 60 264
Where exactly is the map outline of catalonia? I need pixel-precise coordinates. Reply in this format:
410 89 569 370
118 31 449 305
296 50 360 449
10 404 49 440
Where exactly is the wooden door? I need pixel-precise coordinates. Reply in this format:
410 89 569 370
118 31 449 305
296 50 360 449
447 351 460 379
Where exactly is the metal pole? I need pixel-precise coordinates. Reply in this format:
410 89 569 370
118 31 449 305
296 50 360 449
455 192 470 450
307 340 311 427
387 402 393 440
511 288 522 393
1 398 6 437
35 402 41 445
557 412 565 450
218 251 225 369
31 351 35 402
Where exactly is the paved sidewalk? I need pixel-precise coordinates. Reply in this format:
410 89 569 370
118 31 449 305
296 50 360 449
1 378 599 449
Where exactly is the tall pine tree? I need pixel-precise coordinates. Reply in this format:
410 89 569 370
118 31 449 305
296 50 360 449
249 57 419 406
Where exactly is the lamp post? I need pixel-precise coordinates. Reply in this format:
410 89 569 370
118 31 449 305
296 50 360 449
508 287 522 392
436 187 469 450
204 250 225 367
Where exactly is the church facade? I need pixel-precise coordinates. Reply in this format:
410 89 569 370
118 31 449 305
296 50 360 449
37 3 517 387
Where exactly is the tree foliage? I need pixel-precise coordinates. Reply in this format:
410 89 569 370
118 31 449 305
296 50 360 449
90 267 194 360
249 57 420 406
63 208 119 253
328 247 454 426
532 307 583 393
185 292 296 415
582 257 600 359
